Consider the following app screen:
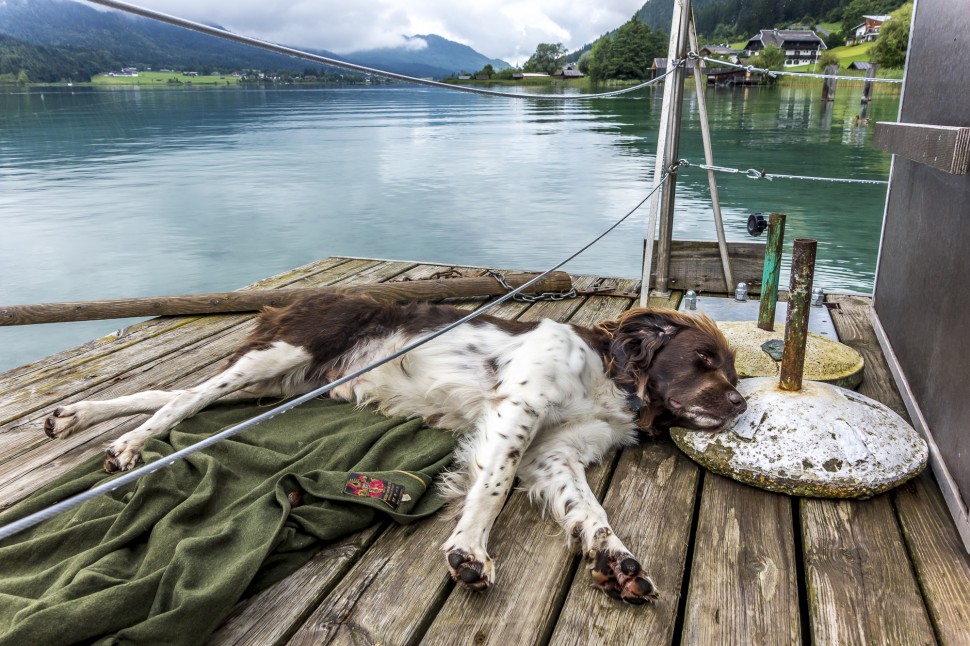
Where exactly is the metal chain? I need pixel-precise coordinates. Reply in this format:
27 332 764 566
486 270 578 302
678 159 889 185
688 51 904 84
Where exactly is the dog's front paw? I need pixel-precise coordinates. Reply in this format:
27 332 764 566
103 437 143 473
44 406 82 439
589 550 658 605
444 547 494 592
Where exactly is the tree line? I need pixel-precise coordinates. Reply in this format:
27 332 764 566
505 0 911 84
509 20 667 82
0 34 114 83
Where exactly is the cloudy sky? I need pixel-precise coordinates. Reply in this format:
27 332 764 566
101 1 650 65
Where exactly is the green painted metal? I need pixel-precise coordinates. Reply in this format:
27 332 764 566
757 213 787 331
780 238 817 392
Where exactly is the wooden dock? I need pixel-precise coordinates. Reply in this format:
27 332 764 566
2 256 969 645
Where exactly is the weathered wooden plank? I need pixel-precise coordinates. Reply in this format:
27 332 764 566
648 240 765 295
801 495 935 645
682 474 800 645
873 122 970 174
647 289 682 310
828 294 967 644
418 459 616 646
418 286 638 646
208 524 387 646
549 439 700 646
800 293 934 645
894 472 970 645
827 295 907 416
285 514 455 645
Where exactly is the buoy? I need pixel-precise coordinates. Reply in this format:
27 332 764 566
672 238 928 498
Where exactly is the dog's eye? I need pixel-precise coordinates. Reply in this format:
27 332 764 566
695 351 714 367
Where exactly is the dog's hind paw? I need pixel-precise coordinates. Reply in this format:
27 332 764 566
445 547 494 592
103 438 142 473
589 551 658 605
44 406 81 439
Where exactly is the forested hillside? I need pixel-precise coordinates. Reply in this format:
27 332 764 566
0 34 112 82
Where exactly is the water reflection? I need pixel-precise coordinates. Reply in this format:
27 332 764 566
0 82 899 371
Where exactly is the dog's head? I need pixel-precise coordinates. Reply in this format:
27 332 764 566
598 308 745 433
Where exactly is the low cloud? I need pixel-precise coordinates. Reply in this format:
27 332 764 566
110 0 647 65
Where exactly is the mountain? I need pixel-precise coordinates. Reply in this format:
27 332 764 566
0 0 509 80
347 35 509 77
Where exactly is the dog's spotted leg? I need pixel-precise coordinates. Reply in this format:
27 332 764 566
103 341 311 472
45 390 183 439
519 448 658 605
442 394 544 590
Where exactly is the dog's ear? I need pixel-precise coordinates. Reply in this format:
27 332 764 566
599 310 681 396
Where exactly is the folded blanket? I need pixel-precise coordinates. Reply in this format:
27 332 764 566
0 399 457 645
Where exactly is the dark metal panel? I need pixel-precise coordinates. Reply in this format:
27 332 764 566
874 0 970 504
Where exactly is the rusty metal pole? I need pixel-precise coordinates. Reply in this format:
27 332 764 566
757 213 787 331
779 238 817 391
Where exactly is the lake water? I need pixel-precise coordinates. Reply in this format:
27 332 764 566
0 82 900 372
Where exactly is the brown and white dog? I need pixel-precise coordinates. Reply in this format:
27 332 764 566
44 293 745 604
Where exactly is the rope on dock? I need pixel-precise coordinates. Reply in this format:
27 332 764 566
82 0 680 101
0 169 679 543
690 52 904 84
678 159 890 185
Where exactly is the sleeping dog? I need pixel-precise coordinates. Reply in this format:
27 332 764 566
45 293 745 604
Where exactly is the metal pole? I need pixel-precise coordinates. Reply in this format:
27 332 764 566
757 213 786 331
779 238 817 391
687 14 734 293
653 0 691 297
640 0 691 304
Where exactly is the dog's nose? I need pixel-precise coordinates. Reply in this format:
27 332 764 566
727 390 746 412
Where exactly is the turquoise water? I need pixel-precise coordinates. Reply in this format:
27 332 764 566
0 82 899 371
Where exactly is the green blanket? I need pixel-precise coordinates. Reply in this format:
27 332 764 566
0 399 457 645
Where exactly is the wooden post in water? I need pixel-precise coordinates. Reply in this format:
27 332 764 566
861 63 878 103
641 0 691 303
757 213 786 332
779 239 817 391
821 64 838 101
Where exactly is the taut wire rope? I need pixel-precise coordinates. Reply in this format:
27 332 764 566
678 160 890 185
